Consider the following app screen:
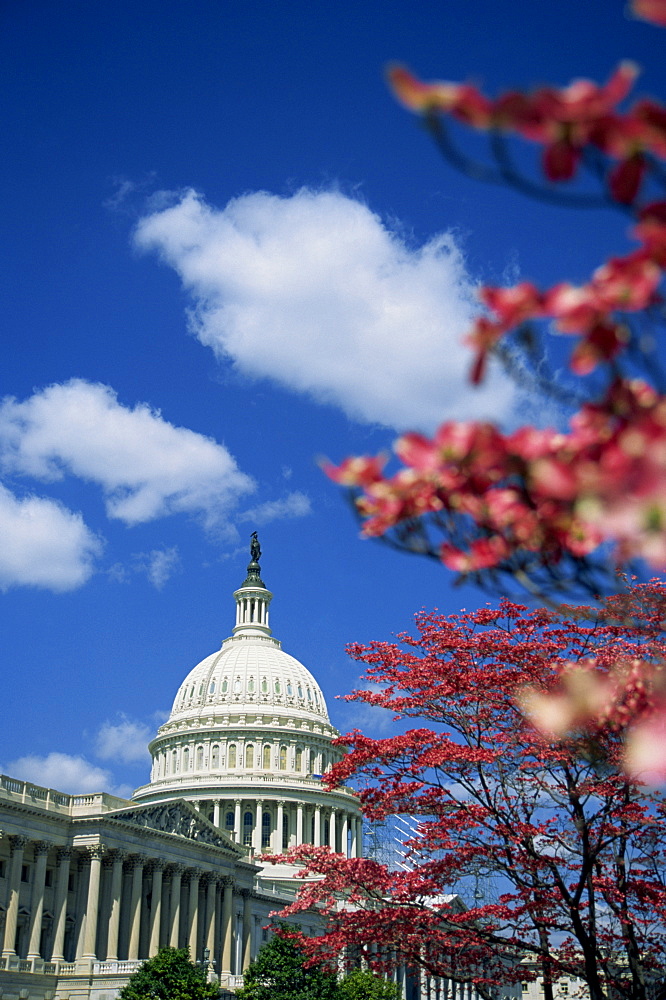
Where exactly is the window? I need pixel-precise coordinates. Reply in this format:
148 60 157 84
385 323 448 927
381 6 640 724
248 676 255 694
295 747 303 772
68 873 76 892
21 865 30 883
196 746 204 769
45 868 54 887
263 744 271 769
560 984 569 996
0 860 5 878
262 812 271 848
173 749 179 773
287 681 293 696
189 685 195 699
211 745 219 768
198 683 204 696
182 747 190 770
306 686 312 701
209 680 215 694
228 744 237 768
243 811 253 846
279 746 287 770
521 986 529 995
234 677 242 695
275 679 281 695
324 819 330 846
226 811 235 831
261 677 268 694
282 814 289 850
246 744 255 768
221 677 229 694
297 684 303 699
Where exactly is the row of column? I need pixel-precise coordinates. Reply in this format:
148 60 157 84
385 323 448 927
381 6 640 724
195 798 363 856
1 836 255 973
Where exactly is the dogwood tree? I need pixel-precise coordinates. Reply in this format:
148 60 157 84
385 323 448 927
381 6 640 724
325 2 666 601
272 583 666 1000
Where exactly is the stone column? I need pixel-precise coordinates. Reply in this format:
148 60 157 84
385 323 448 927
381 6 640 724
314 805 321 847
341 814 349 858
330 809 337 853
186 869 201 960
296 803 304 846
355 816 363 858
221 877 233 974
241 889 252 971
213 800 221 827
127 856 145 960
168 865 185 948
148 860 165 956
82 846 104 960
105 851 125 962
351 816 359 858
276 800 284 853
203 874 217 962
234 799 242 844
3 835 27 957
27 841 51 960
51 847 72 963
254 801 263 854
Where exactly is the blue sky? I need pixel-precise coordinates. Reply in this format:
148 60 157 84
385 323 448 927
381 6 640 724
1 0 664 797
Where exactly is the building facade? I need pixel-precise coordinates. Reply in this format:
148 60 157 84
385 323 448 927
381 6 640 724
0 541 362 1000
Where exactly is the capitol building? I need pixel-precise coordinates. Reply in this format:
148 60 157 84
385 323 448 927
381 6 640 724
0 539 363 1000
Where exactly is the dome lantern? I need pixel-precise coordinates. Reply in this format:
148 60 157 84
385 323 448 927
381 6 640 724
233 532 273 638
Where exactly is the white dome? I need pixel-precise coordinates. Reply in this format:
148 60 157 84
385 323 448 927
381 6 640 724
169 633 329 725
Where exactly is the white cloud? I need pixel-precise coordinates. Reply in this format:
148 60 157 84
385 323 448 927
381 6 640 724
0 379 255 528
95 715 152 764
3 752 120 795
0 484 102 592
135 187 515 432
238 491 311 525
136 546 181 589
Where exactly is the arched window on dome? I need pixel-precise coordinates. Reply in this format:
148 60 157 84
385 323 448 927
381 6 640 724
225 811 234 833
261 677 268 694
275 679 281 695
282 813 289 850
246 744 254 769
279 746 287 770
172 749 179 773
297 684 303 699
196 745 204 770
233 677 242 695
211 745 219 768
243 811 253 846
263 744 271 769
189 685 195 700
221 677 229 694
262 811 271 849
209 680 216 695
306 687 312 702
182 747 190 771
295 747 303 772
287 681 293 697
198 683 204 697
228 744 237 768
247 676 255 694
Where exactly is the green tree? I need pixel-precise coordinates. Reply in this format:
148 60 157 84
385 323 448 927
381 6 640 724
236 925 340 1000
117 947 219 1000
338 969 402 1000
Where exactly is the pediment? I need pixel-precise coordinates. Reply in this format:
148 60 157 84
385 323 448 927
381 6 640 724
108 800 241 852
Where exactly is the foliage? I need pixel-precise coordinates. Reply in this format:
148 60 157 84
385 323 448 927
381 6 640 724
271 586 666 1000
338 968 402 1000
325 4 666 602
236 924 340 1000
117 947 219 1000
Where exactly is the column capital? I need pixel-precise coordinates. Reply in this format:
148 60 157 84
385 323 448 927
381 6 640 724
33 840 52 856
220 875 234 887
103 849 127 868
146 858 167 874
8 835 28 852
124 854 145 873
238 886 250 898
277 799 285 807
183 867 203 884
200 871 219 887
85 844 105 863
56 846 73 864
166 862 186 877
